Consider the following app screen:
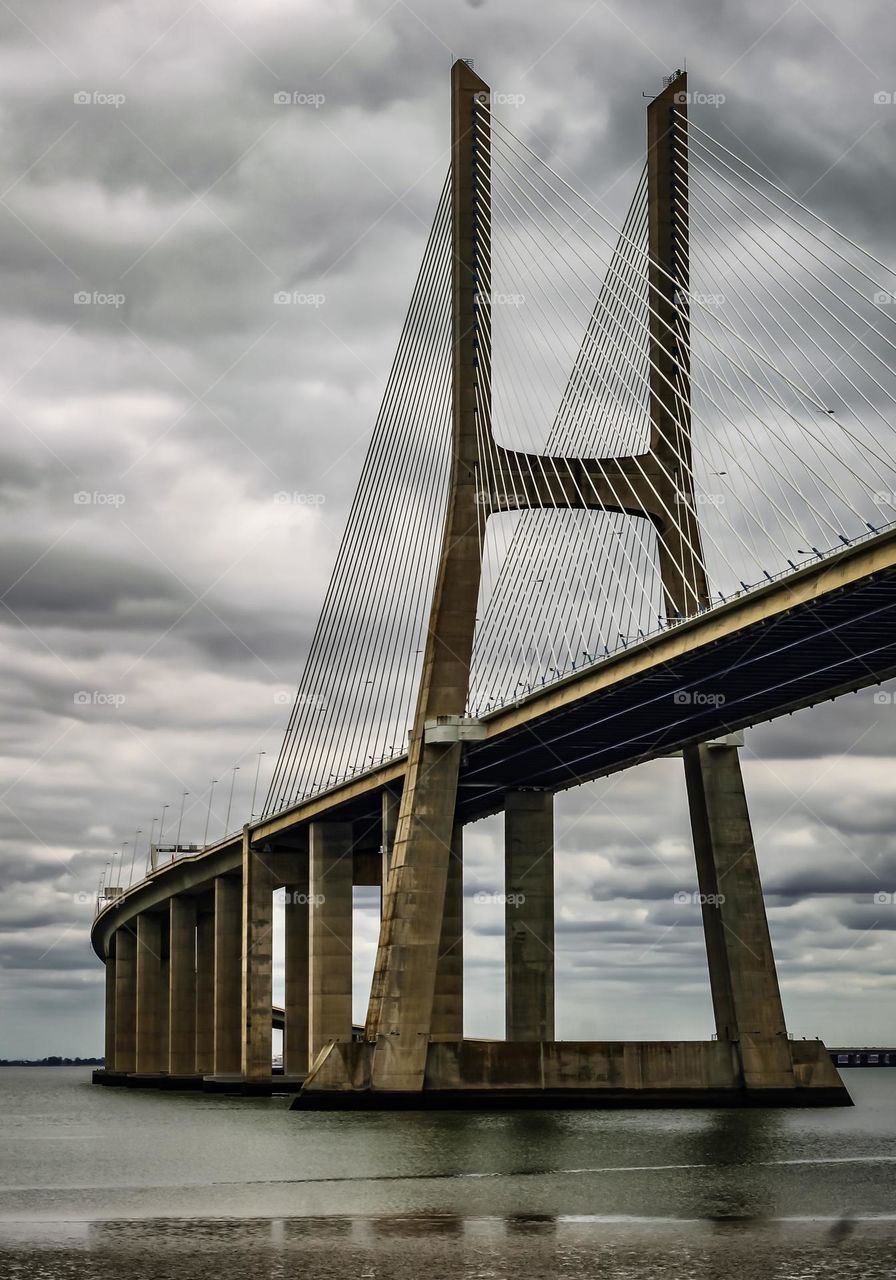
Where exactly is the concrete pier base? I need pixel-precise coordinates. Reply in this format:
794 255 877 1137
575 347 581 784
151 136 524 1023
309 822 353 1065
505 792 554 1042
296 1037 850 1109
135 913 164 1075
213 876 241 1075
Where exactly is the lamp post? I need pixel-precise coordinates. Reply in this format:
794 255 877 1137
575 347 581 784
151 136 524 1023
203 781 218 847
174 791 188 857
128 829 142 886
224 765 239 836
250 751 266 819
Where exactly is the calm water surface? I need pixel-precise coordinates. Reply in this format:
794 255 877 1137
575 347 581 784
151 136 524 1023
0 1067 893 1277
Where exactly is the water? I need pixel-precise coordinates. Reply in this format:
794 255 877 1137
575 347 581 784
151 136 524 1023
0 1067 894 1276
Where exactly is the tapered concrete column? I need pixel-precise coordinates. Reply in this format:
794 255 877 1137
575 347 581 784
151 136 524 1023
505 791 555 1042
431 824 463 1040
104 942 117 1071
168 897 197 1077
284 859 310 1077
241 833 276 1080
213 876 242 1076
113 926 137 1072
381 789 399 918
309 822 353 1066
684 742 794 1088
195 908 214 1075
135 913 164 1074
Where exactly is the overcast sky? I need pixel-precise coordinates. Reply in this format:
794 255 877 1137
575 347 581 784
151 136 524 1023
2 0 896 1058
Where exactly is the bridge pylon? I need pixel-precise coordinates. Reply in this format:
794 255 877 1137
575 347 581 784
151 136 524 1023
297 63 848 1106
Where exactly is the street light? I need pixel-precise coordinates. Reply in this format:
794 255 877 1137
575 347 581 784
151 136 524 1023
203 781 218 847
158 802 170 846
128 829 142 886
224 765 240 836
174 791 188 857
251 752 266 819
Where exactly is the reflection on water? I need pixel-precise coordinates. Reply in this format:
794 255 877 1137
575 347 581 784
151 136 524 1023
0 1069 894 1276
1 1213 894 1280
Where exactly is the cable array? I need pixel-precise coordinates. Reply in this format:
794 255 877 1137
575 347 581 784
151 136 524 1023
132 94 896 844
263 175 453 813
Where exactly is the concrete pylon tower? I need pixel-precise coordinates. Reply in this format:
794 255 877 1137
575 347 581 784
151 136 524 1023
302 63 808 1100
648 75 793 1087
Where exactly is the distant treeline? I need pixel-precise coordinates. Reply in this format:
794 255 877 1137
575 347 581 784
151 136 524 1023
0 1057 103 1066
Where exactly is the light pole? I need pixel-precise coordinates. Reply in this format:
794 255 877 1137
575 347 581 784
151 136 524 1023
174 791 188 857
128 828 142 886
147 817 159 872
251 751 266 820
224 765 239 836
158 802 170 846
203 780 218 847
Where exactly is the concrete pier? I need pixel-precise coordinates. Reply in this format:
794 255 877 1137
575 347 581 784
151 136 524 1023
104 942 116 1071
431 824 463 1040
195 906 214 1075
684 741 795 1088
309 821 353 1065
241 834 276 1081
284 858 310 1076
213 876 241 1076
113 926 136 1073
505 792 555 1042
168 897 196 1077
135 913 163 1074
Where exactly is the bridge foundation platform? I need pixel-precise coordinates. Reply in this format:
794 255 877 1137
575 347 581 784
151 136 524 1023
293 1037 850 1109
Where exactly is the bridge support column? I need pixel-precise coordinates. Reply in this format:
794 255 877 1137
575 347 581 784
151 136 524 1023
309 821 353 1067
195 907 214 1075
168 897 197 1078
241 834 275 1081
104 942 117 1071
684 742 795 1090
505 792 555 1042
113 926 137 1073
213 876 242 1076
284 859 310 1077
135 913 164 1075
431 824 463 1040
381 788 399 919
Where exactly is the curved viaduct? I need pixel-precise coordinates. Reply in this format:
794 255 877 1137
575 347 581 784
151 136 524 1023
91 526 896 1101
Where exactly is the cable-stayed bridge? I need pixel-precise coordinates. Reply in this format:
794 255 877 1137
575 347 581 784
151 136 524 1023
92 61 896 1106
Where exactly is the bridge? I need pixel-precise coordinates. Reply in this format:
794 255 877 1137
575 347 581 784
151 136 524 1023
91 60 896 1107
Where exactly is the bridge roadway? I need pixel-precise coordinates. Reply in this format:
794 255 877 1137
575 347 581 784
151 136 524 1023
92 522 896 967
